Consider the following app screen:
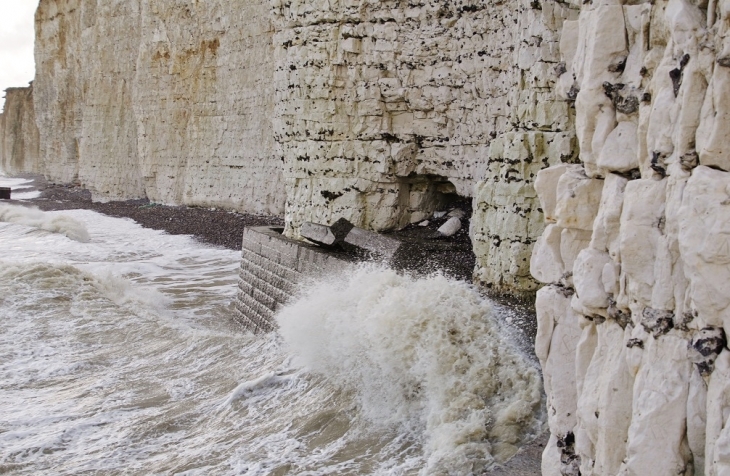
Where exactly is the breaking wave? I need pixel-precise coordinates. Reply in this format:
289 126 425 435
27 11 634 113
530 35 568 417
0 203 90 242
277 265 544 475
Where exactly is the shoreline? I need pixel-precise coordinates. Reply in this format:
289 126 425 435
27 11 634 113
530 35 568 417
1 174 545 475
6 174 284 251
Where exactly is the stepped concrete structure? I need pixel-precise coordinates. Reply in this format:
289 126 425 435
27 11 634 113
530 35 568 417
235 226 351 333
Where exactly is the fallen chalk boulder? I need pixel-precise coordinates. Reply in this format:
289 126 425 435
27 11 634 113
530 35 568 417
301 217 355 247
437 217 462 237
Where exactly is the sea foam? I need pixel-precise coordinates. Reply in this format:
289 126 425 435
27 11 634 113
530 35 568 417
0 204 90 242
277 265 544 475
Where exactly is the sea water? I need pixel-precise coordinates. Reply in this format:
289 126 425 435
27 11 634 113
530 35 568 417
0 201 544 475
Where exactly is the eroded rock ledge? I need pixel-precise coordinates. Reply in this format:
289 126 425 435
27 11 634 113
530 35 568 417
533 1 730 474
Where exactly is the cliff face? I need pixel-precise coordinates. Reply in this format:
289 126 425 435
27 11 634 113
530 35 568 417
133 0 281 211
31 0 284 214
271 1 540 232
34 0 84 183
0 86 41 175
269 0 578 294
533 1 730 474
8 0 580 294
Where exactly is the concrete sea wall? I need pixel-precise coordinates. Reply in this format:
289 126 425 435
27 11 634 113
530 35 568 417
235 226 351 333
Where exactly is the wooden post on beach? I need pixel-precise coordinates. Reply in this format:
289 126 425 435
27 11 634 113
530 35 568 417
0 188 10 200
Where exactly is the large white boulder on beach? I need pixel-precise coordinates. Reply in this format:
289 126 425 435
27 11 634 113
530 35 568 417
437 217 462 237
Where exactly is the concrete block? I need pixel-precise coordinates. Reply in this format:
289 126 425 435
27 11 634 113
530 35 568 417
301 217 355 247
301 222 337 246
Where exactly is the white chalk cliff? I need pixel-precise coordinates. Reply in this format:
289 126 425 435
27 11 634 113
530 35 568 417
533 0 730 474
0 0 583 295
0 86 40 175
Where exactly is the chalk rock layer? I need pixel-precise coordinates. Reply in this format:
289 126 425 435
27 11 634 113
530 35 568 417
0 86 41 175
31 0 284 214
1 0 586 294
533 1 730 474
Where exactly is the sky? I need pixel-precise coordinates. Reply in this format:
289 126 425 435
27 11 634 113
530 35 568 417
0 2 37 112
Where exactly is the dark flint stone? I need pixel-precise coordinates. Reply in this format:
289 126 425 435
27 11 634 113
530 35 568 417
330 217 355 242
615 95 639 115
670 55 689 97
557 432 581 476
675 310 696 332
693 327 727 357
608 57 627 73
690 327 726 377
557 432 575 448
567 85 580 101
0 187 10 200
627 338 644 349
641 307 674 337
680 151 699 172
603 82 639 115
670 68 683 96
555 62 567 76
556 282 575 298
608 298 631 328
719 57 730 68
650 151 667 178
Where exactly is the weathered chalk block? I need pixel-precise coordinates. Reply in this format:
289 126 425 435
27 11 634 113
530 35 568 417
679 166 730 330
597 121 639 173
530 224 565 285
437 217 461 237
300 222 338 247
535 164 574 224
555 167 604 232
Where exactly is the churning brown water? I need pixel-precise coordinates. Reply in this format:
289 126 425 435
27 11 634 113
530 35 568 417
0 197 543 475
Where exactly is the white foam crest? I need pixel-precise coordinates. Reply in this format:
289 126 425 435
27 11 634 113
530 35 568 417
277 265 544 475
0 261 171 321
89 268 172 314
0 203 90 242
219 372 295 409
0 175 35 189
